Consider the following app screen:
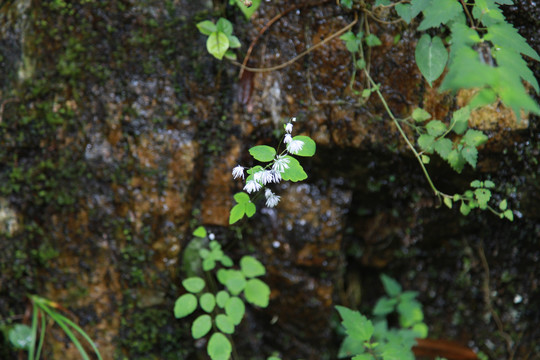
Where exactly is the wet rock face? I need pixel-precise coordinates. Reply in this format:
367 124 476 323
1 0 539 359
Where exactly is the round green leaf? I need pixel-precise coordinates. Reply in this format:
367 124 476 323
217 269 246 295
216 18 233 36
203 257 216 271
200 293 216 313
8 324 33 350
192 314 212 339
174 293 198 318
216 291 230 308
225 296 245 325
233 192 250 204
207 31 229 60
182 277 206 293
220 255 233 267
244 278 270 307
215 314 235 334
292 136 316 157
207 332 232 360
240 256 266 278
249 145 276 162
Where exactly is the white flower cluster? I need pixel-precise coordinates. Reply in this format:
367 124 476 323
231 118 304 208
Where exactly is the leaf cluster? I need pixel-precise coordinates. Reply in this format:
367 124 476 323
196 18 241 60
174 227 272 360
336 275 427 360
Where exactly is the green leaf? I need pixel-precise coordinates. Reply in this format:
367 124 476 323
249 145 276 162
451 106 470 134
8 324 33 350
245 202 256 217
412 322 429 338
240 256 266 277
234 192 250 203
341 0 353 9
443 197 453 209
228 35 241 49
203 258 216 271
207 332 232 360
200 293 216 313
216 291 230 308
494 47 539 93
381 274 402 297
410 0 431 14
225 296 246 325
335 306 374 342
412 108 431 122
193 226 207 238
192 315 212 339
207 31 229 60
461 146 478 168
281 156 308 182
365 34 382 47
197 20 217 36
353 355 376 360
395 4 415 24
216 18 233 36
434 138 453 159
460 202 471 216
415 34 448 87
504 209 514 221
356 58 366 70
469 88 497 109
418 0 462 30
338 335 367 358
463 129 488 147
229 203 245 224
235 0 261 19
470 180 482 188
183 277 206 293
475 188 491 209
417 134 435 153
373 297 398 316
374 0 391 6
244 278 270 307
499 199 507 211
292 136 316 157
426 120 447 137
215 314 235 334
484 180 495 188
174 294 198 318
447 149 465 173
397 300 424 327
421 155 430 164
339 31 356 42
217 269 247 295
484 22 540 61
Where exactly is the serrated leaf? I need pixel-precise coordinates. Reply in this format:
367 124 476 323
381 274 402 297
216 291 230 308
447 149 465 173
281 156 307 182
208 332 232 360
434 138 453 159
249 145 276 162
234 192 250 203
495 47 539 93
444 197 453 209
451 106 470 134
440 46 497 92
460 202 471 216
484 22 540 61
197 20 217 36
292 136 316 157
225 296 245 325
183 277 206 293
193 226 207 238
174 294 197 318
245 202 256 217
412 108 431 122
192 314 212 339
338 335 367 358
365 34 382 47
244 278 270 307
461 146 478 168
463 129 488 147
335 306 374 342
240 256 266 277
229 203 245 224
200 293 216 313
215 314 235 334
415 34 448 86
207 31 229 60
499 199 507 211
475 188 491 206
216 18 233 36
426 120 447 137
373 297 397 316
418 0 462 30
417 134 435 152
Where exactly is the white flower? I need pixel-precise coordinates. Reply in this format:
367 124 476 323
284 133 292 144
243 179 262 193
287 139 304 154
232 165 245 179
270 169 282 183
253 170 274 185
272 155 290 173
285 122 293 134
265 189 280 208
291 117 297 122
